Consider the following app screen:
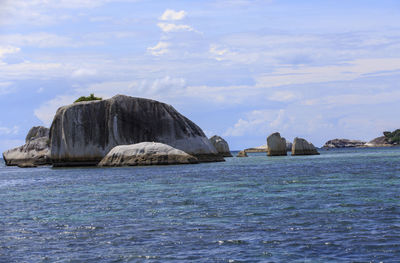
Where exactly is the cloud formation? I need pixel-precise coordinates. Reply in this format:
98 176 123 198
160 9 186 21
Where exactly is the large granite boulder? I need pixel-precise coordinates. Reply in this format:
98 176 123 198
98 142 198 166
291 137 319 155
267 132 287 156
3 126 51 166
209 135 232 157
323 139 366 148
50 95 223 166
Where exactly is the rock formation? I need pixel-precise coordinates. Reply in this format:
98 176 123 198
267 132 287 156
2 126 51 166
365 136 391 147
244 144 268 153
237 150 248 157
209 135 233 157
50 95 223 166
366 129 400 147
291 137 320 155
323 139 366 148
98 142 198 166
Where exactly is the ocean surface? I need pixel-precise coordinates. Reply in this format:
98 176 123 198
1 148 399 262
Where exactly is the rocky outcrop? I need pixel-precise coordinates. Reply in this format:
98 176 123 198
50 95 223 166
244 144 268 153
25 126 49 143
237 150 248 157
3 126 51 166
267 132 287 156
323 139 366 148
365 136 391 147
209 135 232 157
98 142 198 166
291 137 320 155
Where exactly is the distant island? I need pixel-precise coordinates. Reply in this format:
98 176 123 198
323 129 400 148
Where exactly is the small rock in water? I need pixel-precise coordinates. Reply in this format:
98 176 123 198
237 150 248 157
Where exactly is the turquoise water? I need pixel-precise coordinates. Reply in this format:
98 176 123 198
1 148 400 262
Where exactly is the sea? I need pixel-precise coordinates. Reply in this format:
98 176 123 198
1 147 399 262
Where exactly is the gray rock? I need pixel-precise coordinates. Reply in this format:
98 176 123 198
237 150 248 157
3 127 51 166
267 132 287 156
25 126 49 143
323 139 366 148
50 95 223 166
291 137 320 155
98 142 198 166
209 135 232 157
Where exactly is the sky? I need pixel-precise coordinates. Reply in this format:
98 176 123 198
1 0 400 152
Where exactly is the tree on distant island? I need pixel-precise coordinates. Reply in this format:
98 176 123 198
383 129 400 144
74 93 102 103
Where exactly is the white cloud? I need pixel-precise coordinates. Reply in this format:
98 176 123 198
0 126 19 135
160 9 186 21
34 95 76 126
0 82 14 95
71 68 98 78
224 109 287 137
157 23 193 33
256 58 400 88
0 46 20 59
147 41 170 56
303 90 400 107
0 33 75 48
269 91 298 102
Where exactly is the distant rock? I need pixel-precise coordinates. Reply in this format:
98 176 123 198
244 144 268 153
323 139 366 148
291 137 319 155
237 150 248 157
50 95 223 166
365 136 391 147
209 135 232 157
267 132 287 156
3 126 51 166
98 142 198 166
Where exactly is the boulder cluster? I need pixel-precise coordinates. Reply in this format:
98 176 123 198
3 95 229 167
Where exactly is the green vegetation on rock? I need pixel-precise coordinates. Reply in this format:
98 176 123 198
383 129 400 144
74 94 102 103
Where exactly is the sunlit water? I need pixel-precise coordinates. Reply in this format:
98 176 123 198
1 148 399 262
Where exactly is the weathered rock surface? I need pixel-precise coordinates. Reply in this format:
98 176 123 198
209 135 232 157
98 142 198 166
3 126 51 166
237 150 248 157
267 132 287 156
291 137 320 155
244 144 268 153
323 139 366 148
50 95 223 166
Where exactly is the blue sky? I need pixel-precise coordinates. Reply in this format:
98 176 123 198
1 0 400 151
